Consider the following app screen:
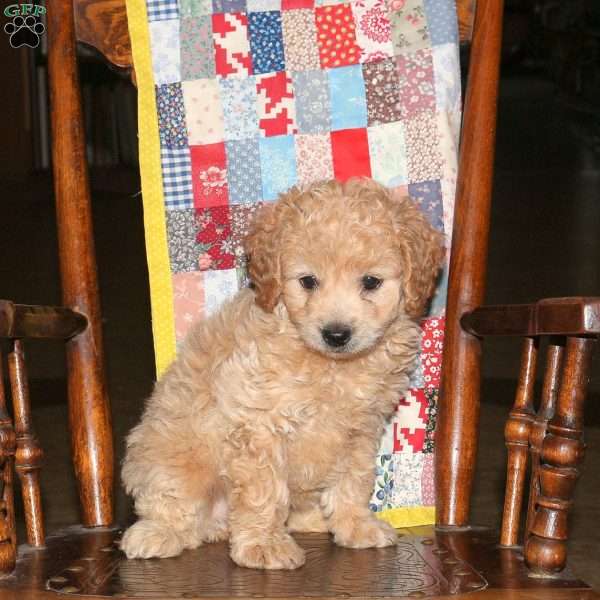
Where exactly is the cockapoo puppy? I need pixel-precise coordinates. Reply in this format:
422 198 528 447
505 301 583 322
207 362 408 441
121 178 444 570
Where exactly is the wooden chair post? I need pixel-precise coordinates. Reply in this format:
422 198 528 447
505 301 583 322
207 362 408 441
0 357 16 572
7 341 45 547
46 0 114 527
436 0 505 527
525 336 595 574
525 339 564 540
500 337 537 546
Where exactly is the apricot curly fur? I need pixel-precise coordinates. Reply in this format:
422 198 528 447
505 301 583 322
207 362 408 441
121 178 445 569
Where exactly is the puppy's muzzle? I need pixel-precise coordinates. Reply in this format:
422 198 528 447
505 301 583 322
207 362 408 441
321 324 352 348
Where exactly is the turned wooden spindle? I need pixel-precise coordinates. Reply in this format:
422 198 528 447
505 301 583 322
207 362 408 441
0 356 17 572
7 341 45 548
525 335 595 574
525 338 564 541
500 336 537 547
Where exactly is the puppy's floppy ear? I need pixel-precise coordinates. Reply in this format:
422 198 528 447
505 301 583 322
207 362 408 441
244 202 283 313
391 193 446 318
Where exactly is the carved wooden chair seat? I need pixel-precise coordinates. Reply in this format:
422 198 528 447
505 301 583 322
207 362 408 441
0 0 598 598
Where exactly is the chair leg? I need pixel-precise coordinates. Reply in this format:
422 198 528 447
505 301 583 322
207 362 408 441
47 0 114 527
524 336 595 574
7 341 45 547
500 337 537 547
435 0 504 527
525 339 563 541
0 357 16 572
64 336 114 527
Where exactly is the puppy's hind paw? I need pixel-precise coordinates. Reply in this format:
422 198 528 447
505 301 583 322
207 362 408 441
231 534 306 570
121 519 185 559
333 516 398 549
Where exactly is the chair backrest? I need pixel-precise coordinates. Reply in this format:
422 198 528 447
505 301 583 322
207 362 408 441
36 0 514 552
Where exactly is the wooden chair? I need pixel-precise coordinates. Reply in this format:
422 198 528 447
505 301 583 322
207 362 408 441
0 0 598 597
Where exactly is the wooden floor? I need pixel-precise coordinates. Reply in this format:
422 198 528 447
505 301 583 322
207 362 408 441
0 526 597 600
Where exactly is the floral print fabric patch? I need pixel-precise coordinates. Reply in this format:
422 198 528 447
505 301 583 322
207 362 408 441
142 0 462 520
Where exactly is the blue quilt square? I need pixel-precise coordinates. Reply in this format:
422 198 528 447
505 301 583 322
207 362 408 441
166 209 201 273
161 147 194 210
329 65 367 131
212 0 247 12
408 179 444 232
156 83 188 148
220 77 259 141
147 0 178 21
248 11 286 74
293 70 330 134
429 261 448 316
226 138 263 204
259 135 297 200
149 20 181 85
423 0 458 46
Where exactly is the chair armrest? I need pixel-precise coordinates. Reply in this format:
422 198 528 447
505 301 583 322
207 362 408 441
461 297 600 337
0 300 87 340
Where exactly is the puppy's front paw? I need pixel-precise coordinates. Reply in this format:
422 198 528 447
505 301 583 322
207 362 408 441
231 534 306 569
333 516 398 549
121 519 185 559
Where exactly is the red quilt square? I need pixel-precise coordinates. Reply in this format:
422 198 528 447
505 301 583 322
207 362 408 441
394 389 428 453
315 4 360 68
330 129 371 180
196 206 235 270
190 143 229 209
421 316 445 389
212 13 253 78
256 72 298 137
282 0 313 8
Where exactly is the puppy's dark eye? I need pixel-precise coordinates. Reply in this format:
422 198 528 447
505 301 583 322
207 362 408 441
362 275 383 291
299 275 318 290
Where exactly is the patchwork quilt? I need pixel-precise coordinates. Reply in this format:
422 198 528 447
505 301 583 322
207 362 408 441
126 0 461 526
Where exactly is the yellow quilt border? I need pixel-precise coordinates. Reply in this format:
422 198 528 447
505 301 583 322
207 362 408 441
126 0 176 377
378 506 435 528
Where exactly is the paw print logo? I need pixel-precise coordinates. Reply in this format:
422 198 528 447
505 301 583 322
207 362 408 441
4 15 45 48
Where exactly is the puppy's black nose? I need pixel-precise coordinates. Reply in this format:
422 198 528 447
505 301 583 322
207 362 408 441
321 324 352 348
